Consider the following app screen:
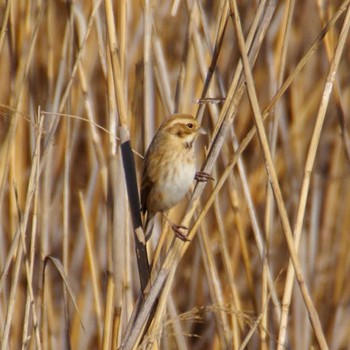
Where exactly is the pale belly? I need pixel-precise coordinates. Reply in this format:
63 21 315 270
152 161 195 212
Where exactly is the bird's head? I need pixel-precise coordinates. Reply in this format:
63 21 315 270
160 114 206 149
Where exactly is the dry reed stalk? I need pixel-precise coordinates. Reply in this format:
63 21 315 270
229 0 328 347
277 3 350 348
1 1 350 349
79 191 103 337
102 273 115 350
262 0 295 345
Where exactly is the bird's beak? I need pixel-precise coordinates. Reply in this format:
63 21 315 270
198 126 207 135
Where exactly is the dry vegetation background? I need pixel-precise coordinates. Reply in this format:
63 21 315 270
0 0 350 349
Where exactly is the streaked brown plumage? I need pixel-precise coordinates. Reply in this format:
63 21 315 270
141 113 209 241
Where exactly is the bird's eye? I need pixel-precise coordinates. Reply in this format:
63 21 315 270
187 123 193 129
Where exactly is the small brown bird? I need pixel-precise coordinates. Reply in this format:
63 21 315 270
141 114 211 241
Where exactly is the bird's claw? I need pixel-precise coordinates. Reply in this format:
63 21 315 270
170 223 190 242
195 171 214 182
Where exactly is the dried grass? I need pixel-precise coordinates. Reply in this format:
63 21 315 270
0 0 350 349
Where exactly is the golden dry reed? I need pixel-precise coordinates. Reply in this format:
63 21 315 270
0 0 350 349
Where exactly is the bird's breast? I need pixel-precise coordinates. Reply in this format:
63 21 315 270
158 149 195 211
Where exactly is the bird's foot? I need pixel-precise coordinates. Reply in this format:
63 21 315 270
170 223 190 242
195 171 214 182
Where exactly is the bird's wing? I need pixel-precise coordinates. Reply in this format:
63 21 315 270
140 136 165 214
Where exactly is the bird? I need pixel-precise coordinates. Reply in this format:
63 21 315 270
141 113 212 242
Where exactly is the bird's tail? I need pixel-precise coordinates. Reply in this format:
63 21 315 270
144 214 155 242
